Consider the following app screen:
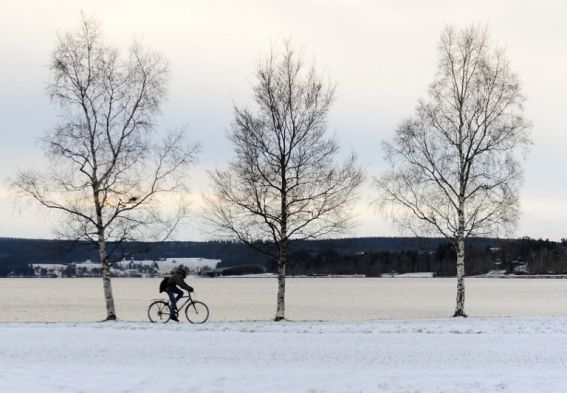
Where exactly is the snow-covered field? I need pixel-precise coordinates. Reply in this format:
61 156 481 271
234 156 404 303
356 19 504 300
3 277 567 322
2 317 567 392
2 277 567 392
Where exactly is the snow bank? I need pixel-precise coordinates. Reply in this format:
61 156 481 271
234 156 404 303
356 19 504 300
2 317 567 392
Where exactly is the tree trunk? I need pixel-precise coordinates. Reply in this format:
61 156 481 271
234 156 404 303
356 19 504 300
453 237 466 317
94 183 117 321
275 241 287 321
454 201 467 317
275 160 288 322
98 237 117 321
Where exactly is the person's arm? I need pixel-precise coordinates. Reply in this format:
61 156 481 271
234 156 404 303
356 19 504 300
174 276 194 292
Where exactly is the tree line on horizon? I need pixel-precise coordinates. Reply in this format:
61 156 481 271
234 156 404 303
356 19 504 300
9 14 531 321
3 237 567 279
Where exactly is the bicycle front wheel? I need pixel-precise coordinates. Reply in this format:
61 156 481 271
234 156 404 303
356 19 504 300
148 300 171 323
185 301 209 324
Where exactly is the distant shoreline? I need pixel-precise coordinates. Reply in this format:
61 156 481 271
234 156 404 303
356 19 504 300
4 273 567 279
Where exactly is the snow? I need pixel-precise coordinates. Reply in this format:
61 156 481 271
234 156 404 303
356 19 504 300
31 258 221 276
4 277 567 322
115 257 220 274
74 261 101 270
2 317 567 392
3 277 567 392
390 272 435 278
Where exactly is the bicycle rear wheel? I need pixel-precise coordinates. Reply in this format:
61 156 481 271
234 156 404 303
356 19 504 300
148 300 171 323
185 301 209 324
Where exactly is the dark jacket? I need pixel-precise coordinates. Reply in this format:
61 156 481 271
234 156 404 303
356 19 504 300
167 271 194 292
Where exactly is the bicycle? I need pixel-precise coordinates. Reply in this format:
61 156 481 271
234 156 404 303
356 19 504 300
147 293 209 324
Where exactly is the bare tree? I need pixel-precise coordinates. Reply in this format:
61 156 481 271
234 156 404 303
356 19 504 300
375 26 531 317
205 43 363 321
12 15 197 320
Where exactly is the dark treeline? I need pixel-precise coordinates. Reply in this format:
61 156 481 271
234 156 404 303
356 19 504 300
0 237 265 276
282 243 493 277
279 238 567 277
1 237 567 277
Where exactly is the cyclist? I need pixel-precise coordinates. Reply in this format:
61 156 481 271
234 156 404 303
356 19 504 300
166 266 194 321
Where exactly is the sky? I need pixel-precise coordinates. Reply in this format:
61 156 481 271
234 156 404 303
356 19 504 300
0 0 566 241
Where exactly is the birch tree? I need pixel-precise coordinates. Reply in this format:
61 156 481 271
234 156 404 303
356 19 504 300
206 43 363 321
375 26 531 317
12 15 196 320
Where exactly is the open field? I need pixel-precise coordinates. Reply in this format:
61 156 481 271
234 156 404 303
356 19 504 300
2 277 567 322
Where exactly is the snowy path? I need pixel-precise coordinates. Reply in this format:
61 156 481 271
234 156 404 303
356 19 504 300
2 317 567 392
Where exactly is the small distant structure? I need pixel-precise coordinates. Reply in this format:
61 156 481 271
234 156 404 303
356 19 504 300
200 264 267 277
512 259 529 274
31 264 66 278
200 267 230 277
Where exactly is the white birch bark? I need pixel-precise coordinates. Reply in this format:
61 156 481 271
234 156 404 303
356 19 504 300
454 233 466 317
275 243 287 321
98 237 116 320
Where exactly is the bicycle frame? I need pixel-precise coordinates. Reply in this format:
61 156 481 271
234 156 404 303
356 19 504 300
156 293 197 311
171 294 193 311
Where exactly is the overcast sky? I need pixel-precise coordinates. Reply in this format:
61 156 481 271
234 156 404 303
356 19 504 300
1 0 566 241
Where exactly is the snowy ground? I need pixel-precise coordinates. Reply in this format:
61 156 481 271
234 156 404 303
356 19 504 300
3 278 567 392
2 317 567 393
4 277 567 322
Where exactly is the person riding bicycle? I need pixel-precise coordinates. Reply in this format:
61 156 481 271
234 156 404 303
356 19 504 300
166 266 194 322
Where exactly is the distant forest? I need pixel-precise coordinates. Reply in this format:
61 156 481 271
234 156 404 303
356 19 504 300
2 236 567 277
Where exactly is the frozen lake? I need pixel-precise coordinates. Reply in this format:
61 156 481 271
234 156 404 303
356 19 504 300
2 277 567 322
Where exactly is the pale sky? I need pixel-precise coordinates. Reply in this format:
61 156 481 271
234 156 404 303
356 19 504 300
1 0 566 241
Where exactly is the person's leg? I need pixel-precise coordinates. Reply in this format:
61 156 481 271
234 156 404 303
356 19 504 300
167 291 178 318
174 287 184 303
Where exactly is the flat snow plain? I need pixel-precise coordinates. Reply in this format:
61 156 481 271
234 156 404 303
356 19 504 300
2 278 567 392
4 277 567 321
2 318 567 392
